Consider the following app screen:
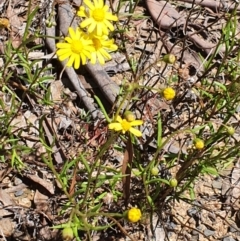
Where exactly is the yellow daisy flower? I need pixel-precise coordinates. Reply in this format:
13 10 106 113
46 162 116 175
162 87 176 101
78 0 118 36
56 27 94 69
108 115 143 137
127 208 142 223
90 34 118 64
194 138 204 150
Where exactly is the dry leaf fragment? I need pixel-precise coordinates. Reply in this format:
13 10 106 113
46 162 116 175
0 218 14 237
26 174 55 195
0 189 15 206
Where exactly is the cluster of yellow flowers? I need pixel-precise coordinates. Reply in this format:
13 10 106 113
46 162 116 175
56 0 118 69
108 86 176 137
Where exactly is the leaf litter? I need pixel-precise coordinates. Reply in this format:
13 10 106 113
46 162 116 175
0 0 240 240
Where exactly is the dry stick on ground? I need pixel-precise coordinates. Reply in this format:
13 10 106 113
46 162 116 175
177 0 240 11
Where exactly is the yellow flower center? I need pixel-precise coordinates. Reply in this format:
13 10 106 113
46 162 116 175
92 8 105 22
121 119 131 131
71 40 83 54
92 38 102 50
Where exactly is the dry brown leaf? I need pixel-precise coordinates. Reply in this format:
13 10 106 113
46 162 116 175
34 190 49 213
0 218 14 237
0 168 12 183
26 174 55 195
0 189 15 206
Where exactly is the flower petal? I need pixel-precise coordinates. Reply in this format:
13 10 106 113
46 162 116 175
68 27 76 39
74 54 80 69
91 52 97 64
77 6 87 17
108 123 122 131
81 18 93 28
65 37 73 44
116 116 122 123
56 43 71 49
57 49 72 59
84 0 95 10
58 52 71 61
103 5 109 12
103 20 114 31
105 12 118 21
80 53 87 65
98 0 104 8
130 120 143 126
66 54 75 67
101 23 109 35
96 51 105 65
88 21 97 33
129 127 142 137
99 48 111 59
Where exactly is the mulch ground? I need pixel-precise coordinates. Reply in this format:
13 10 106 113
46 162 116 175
0 0 240 240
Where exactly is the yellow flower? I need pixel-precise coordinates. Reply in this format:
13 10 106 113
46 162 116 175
127 208 142 223
108 115 143 137
56 27 94 69
89 34 118 64
194 138 204 150
78 0 118 36
162 87 176 101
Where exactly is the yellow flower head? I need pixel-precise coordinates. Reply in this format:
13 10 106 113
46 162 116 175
194 138 204 150
87 33 118 64
78 0 118 36
162 87 176 101
127 208 142 223
108 115 143 137
56 27 94 69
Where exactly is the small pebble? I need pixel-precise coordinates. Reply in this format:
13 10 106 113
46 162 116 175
14 177 22 186
212 180 222 189
191 234 199 240
187 208 198 217
191 229 199 235
223 237 236 241
166 222 176 230
14 190 24 197
229 226 238 233
204 229 215 237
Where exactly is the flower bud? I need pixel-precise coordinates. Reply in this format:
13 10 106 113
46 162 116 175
124 111 136 122
162 54 176 64
151 167 159 176
62 227 74 241
226 126 235 136
123 83 138 92
194 138 204 150
162 87 176 100
169 178 178 187
127 207 142 223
